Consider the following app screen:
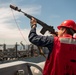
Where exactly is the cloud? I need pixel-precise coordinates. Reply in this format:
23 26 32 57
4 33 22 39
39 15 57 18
18 5 41 15
25 7 41 15
0 5 42 45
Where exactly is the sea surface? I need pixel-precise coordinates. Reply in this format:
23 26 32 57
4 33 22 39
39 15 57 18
0 44 31 51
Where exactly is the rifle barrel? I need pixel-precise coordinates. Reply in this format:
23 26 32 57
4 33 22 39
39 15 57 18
10 4 56 35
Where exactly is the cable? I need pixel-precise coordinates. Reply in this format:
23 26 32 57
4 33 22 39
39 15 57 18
11 9 28 44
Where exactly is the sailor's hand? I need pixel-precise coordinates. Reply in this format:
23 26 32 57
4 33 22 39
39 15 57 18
49 31 58 37
30 17 37 28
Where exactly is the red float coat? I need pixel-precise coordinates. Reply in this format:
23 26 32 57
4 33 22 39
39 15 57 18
43 34 76 75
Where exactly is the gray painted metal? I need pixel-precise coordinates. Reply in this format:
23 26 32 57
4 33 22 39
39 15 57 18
0 61 42 75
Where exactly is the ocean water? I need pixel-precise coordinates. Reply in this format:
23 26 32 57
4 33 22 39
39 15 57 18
0 44 31 51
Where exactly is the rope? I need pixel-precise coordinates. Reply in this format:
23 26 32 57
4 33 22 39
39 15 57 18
11 9 46 58
11 9 28 44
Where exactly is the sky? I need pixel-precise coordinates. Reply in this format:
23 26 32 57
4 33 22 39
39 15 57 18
0 0 76 45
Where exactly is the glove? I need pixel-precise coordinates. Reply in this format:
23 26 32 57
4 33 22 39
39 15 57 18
30 17 37 28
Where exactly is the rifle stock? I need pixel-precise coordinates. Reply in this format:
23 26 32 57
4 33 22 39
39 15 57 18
10 4 56 35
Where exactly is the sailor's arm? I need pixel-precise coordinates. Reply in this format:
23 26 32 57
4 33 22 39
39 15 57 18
28 18 54 48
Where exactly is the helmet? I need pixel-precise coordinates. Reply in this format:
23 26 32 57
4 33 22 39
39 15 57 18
57 20 76 31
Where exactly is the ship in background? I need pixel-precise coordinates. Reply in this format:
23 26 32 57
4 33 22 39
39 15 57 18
0 42 48 75
0 41 48 62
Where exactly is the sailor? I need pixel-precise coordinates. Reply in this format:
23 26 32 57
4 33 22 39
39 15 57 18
28 18 76 75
